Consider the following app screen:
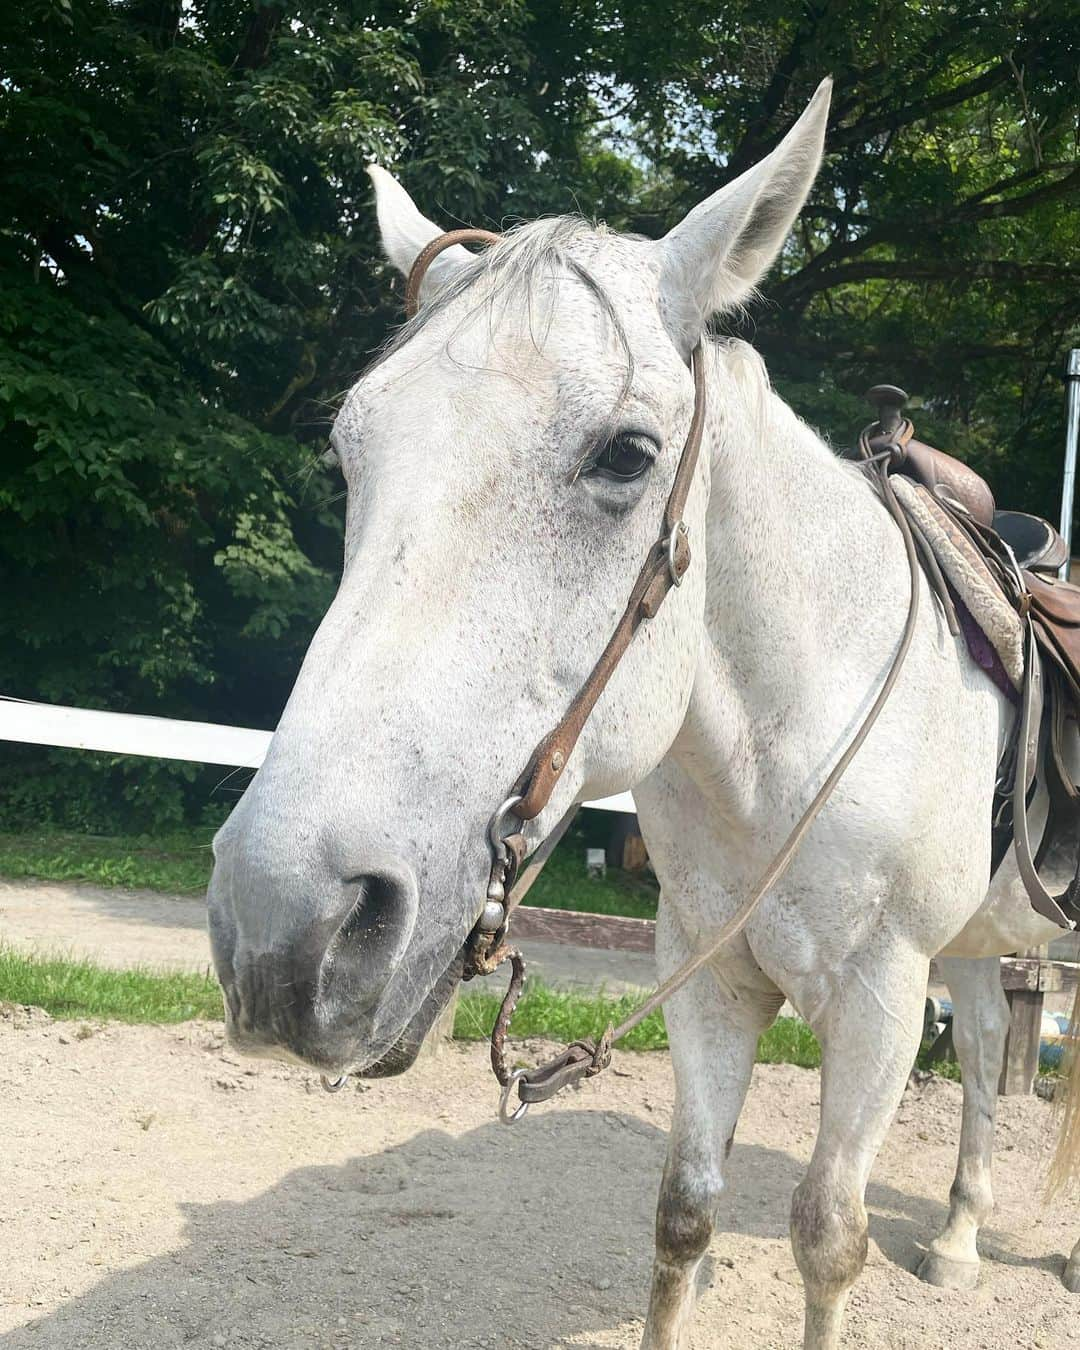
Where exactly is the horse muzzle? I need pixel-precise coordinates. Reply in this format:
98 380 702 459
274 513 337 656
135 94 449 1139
208 855 426 1073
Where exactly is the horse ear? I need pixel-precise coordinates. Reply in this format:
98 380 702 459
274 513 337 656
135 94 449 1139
367 165 473 306
657 78 832 353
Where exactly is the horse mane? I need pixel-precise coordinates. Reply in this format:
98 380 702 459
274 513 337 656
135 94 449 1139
365 216 838 483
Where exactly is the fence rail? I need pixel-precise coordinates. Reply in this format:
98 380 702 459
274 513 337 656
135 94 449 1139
0 696 635 813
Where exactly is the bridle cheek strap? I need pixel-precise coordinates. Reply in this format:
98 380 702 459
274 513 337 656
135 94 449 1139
513 348 705 820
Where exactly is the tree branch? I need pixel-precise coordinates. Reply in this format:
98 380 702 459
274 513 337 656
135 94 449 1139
787 259 1080 291
774 159 1080 305
726 2 833 179
828 58 1014 150
960 164 1080 220
234 4 285 73
960 160 1080 208
754 330 1030 366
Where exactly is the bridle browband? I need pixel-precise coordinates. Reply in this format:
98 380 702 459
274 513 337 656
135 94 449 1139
324 226 924 1120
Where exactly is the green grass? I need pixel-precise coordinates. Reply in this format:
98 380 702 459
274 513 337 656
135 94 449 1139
15 945 1031 1082
455 983 823 1065
522 827 658 919
0 828 215 894
5 942 1061 1083
755 1014 822 1069
0 820 660 919
0 947 820 1070
0 946 223 1023
454 981 670 1051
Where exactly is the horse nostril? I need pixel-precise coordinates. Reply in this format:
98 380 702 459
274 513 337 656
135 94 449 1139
319 866 419 1007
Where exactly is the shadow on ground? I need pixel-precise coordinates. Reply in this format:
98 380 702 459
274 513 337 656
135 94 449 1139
3 1091 1055 1350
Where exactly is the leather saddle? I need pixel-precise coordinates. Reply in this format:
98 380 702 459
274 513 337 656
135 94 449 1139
862 385 1080 928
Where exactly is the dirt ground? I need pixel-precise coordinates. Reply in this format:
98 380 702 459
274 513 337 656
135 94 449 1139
1 1006 1077 1350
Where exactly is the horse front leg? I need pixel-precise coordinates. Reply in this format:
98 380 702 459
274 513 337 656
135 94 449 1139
790 942 928 1350
918 955 1009 1289
641 916 783 1350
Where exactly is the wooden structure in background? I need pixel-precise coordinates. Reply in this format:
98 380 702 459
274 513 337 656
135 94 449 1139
513 904 655 952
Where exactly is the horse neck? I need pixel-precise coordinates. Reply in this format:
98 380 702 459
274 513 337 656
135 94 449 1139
674 341 898 829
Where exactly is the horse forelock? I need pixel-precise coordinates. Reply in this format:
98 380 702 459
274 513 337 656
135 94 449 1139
355 215 647 454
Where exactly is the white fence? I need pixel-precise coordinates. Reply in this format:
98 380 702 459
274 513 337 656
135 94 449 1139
0 696 635 814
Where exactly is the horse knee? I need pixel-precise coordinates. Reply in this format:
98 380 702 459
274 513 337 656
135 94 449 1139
790 1177 868 1295
656 1167 722 1267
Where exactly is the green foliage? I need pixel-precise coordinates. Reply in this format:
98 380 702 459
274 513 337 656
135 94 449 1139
599 1 1080 505
1 2 1077 829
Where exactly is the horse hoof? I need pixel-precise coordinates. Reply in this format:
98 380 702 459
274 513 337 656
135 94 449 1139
917 1251 980 1290
1063 1256 1080 1294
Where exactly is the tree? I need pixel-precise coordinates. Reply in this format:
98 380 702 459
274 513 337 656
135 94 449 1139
571 1 1080 504
1 1 1077 828
0 0 557 826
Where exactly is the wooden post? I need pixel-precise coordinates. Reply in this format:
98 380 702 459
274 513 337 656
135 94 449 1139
998 947 1049 1095
607 812 651 871
999 987 1043 1094
621 833 650 871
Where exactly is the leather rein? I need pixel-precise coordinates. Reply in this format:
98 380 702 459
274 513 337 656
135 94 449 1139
393 228 926 1123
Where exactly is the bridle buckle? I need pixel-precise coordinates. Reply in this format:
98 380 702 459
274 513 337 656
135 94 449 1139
666 520 690 586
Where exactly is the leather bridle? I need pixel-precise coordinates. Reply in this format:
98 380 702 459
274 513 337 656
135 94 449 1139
405 228 705 933
380 227 925 1123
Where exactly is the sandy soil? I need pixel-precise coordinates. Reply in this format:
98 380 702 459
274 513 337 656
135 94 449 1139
0 1006 1077 1350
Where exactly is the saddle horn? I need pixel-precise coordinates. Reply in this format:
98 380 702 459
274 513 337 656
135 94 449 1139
867 384 909 440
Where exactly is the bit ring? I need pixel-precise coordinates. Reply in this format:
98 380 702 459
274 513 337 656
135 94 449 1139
488 793 523 863
498 1067 530 1125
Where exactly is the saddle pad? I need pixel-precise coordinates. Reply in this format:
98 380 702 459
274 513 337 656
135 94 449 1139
889 475 1024 689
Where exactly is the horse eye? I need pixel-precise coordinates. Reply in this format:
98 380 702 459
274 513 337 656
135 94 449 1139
588 433 656 483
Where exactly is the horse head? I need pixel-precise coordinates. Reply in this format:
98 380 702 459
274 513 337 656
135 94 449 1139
206 82 830 1076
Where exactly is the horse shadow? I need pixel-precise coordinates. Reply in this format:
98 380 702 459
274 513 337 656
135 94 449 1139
0 1103 1061 1349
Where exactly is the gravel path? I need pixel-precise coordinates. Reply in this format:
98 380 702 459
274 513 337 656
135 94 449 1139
0 1008 1077 1349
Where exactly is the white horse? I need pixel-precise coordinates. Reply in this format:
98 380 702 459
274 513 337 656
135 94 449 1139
207 79 1080 1348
